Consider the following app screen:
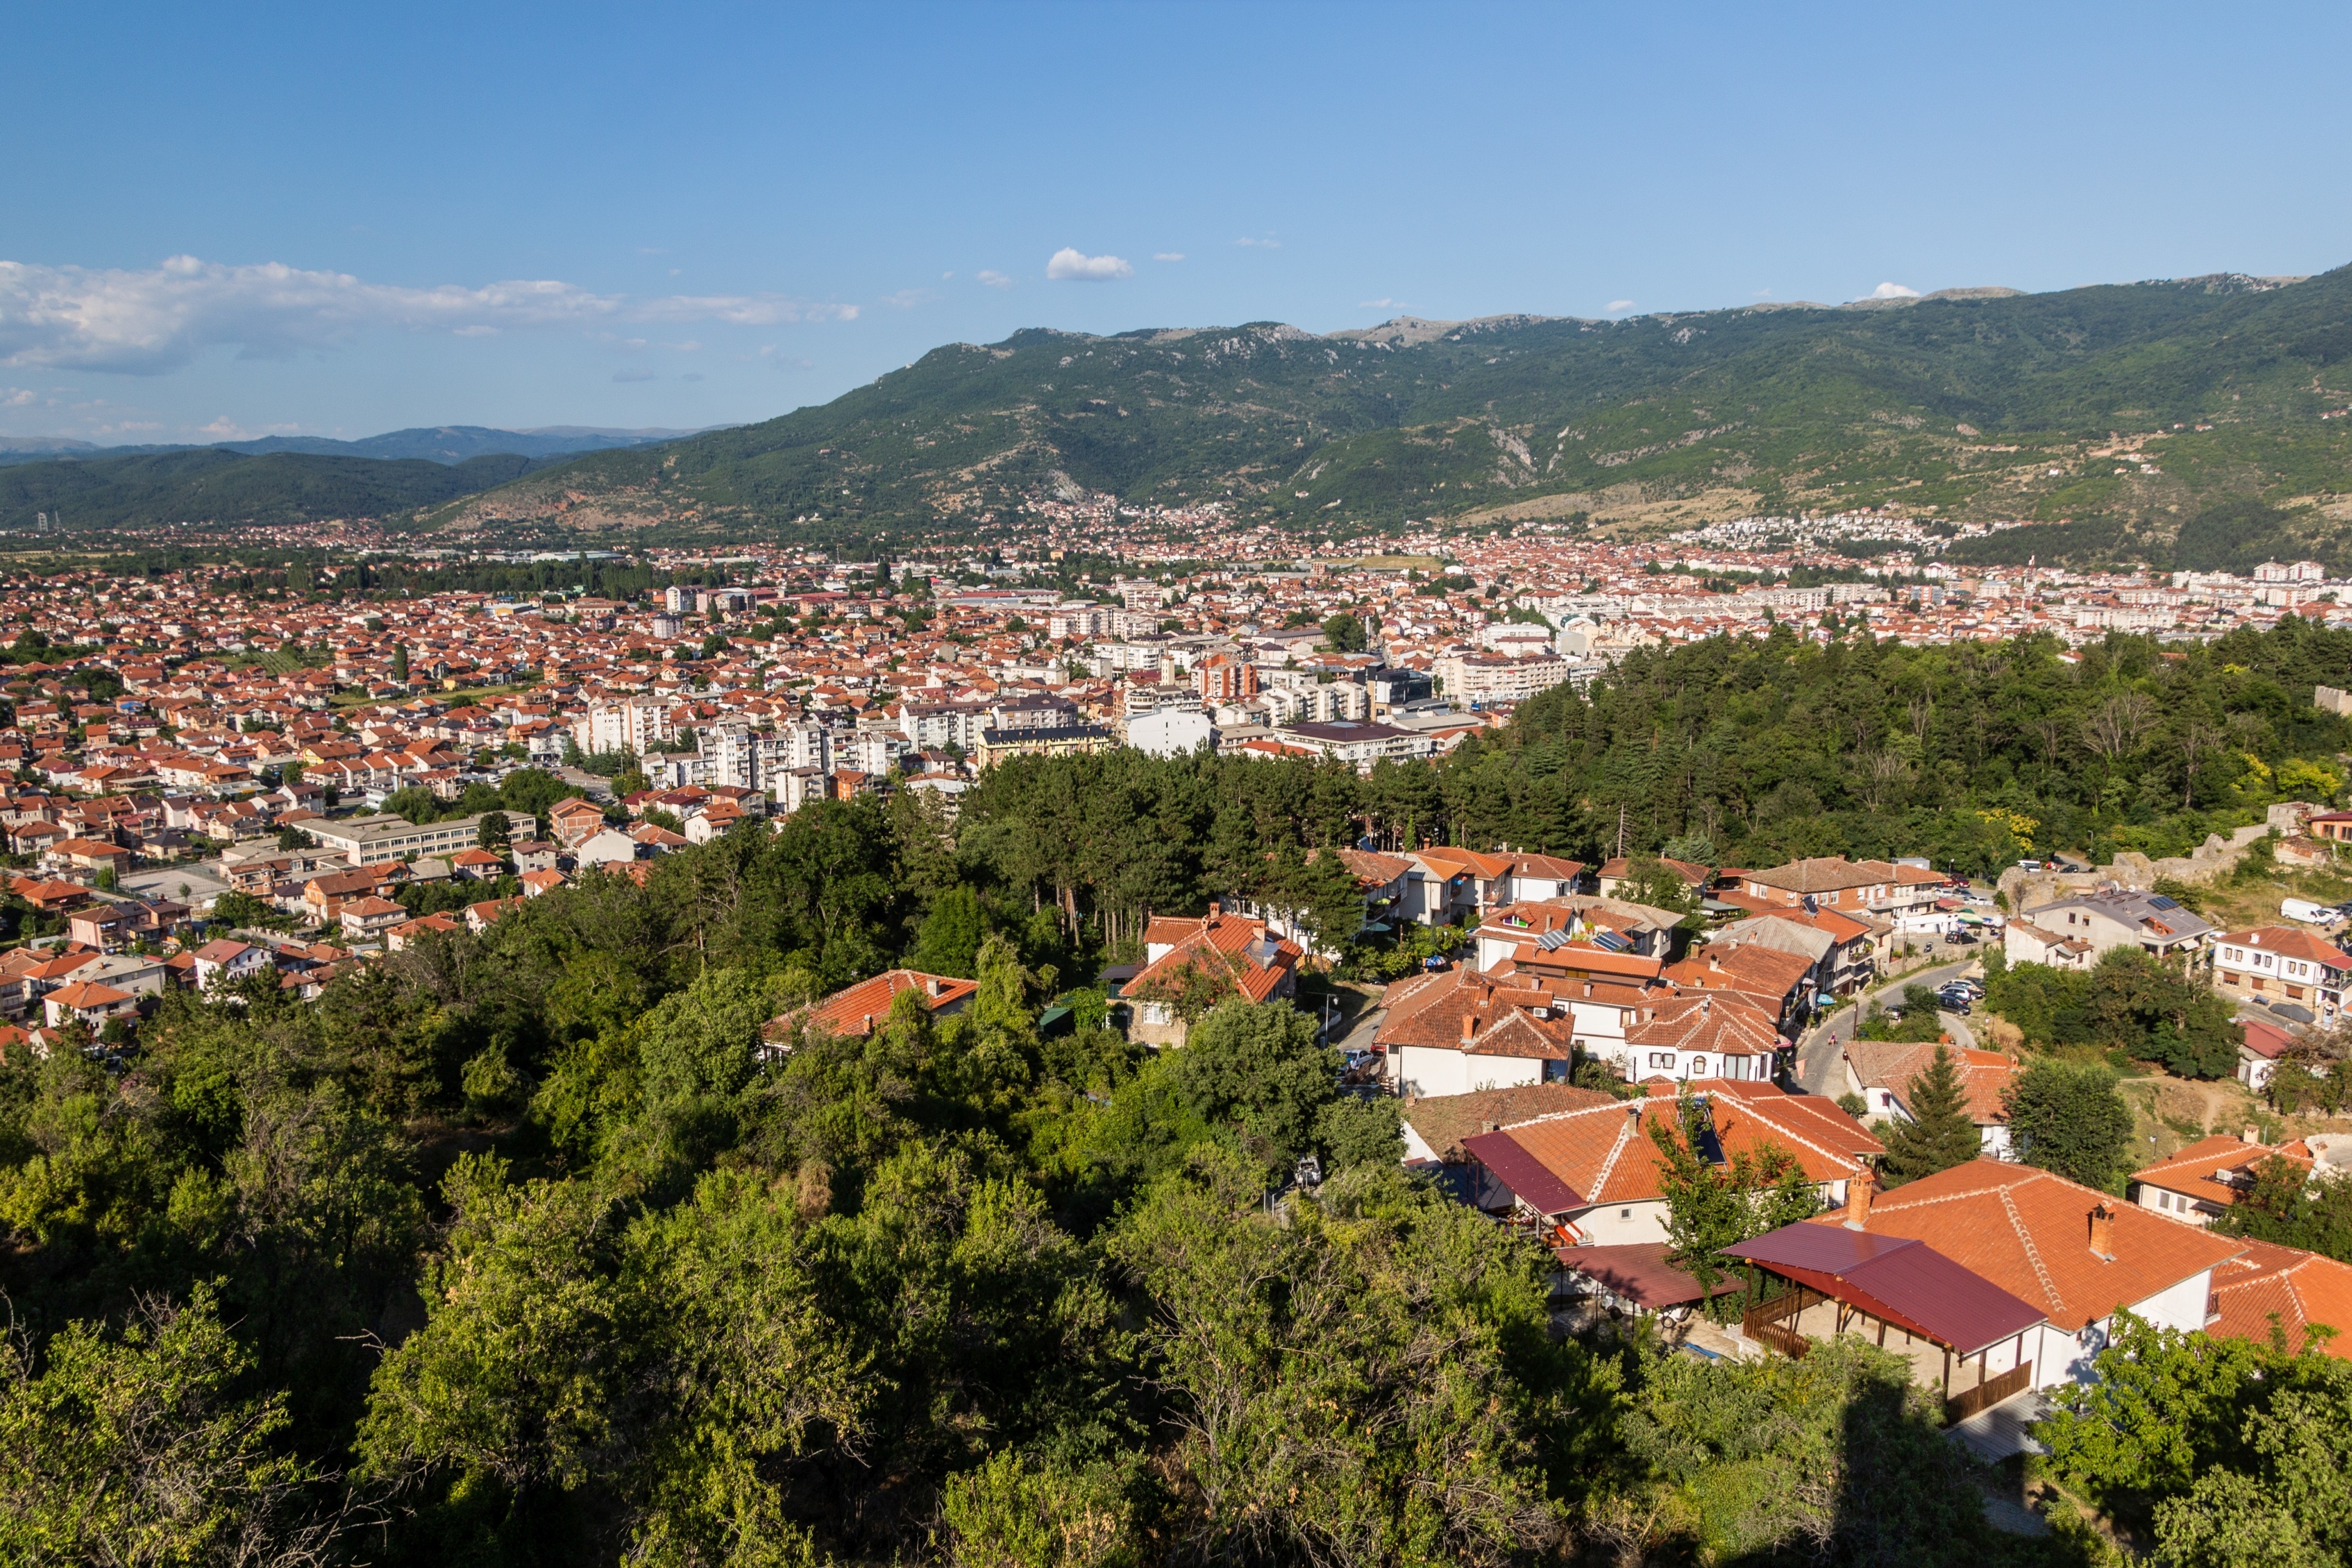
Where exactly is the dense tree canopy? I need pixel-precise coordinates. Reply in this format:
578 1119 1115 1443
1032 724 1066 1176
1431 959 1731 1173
10 616 2347 1563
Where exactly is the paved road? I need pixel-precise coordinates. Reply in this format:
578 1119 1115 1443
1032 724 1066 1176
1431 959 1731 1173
1796 957 1983 1094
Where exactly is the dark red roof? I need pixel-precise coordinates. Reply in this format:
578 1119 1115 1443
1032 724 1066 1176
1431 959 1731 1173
1557 1242 1738 1309
1724 1222 2046 1355
1462 1129 1586 1215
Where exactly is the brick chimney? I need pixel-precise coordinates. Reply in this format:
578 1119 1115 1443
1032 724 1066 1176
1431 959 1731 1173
2088 1202 2116 1261
1207 901 1222 923
1461 1013 1477 1045
1843 1167 1876 1231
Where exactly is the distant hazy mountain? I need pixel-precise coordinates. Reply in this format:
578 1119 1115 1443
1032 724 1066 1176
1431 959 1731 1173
426 264 2352 570
222 425 709 462
0 424 716 467
0 449 552 531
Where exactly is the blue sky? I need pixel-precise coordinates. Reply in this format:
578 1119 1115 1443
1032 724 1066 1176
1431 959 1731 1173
3 0 2347 445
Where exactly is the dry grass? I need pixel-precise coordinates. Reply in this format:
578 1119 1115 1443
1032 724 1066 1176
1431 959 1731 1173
2178 865 2352 936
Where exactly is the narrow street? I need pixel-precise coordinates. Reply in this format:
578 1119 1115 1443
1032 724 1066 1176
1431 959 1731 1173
1795 954 1984 1096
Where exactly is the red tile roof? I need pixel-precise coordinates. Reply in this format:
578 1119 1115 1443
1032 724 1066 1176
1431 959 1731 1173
1848 1159 2244 1330
1130 909 1301 1007
2130 1134 2309 1209
773 968 980 1041
1843 1041 2018 1124
2207 1236 2352 1358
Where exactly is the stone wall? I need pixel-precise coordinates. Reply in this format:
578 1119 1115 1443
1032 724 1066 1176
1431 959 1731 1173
1995 803 2315 910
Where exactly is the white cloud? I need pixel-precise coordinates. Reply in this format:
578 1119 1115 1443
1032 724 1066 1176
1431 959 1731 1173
1358 298 1408 310
977 270 1014 289
1045 248 1133 281
0 387 31 407
0 255 858 374
1606 299 1635 313
881 289 934 310
1870 281 1920 299
1154 252 1185 263
1232 236 1281 249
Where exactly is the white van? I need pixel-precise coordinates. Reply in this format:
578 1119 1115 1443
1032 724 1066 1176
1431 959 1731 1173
2282 897 2337 925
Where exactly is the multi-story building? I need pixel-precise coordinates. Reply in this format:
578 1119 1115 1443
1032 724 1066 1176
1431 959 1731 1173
1194 653 1259 704
1433 650 1571 704
2014 887 2216 965
573 698 675 756
2212 925 2352 1024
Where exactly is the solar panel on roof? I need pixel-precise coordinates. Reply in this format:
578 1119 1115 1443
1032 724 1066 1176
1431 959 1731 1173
1536 929 1572 950
1589 929 1632 952
2148 895 2180 911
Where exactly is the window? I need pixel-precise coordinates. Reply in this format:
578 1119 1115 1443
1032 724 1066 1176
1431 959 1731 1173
1618 1208 1632 1220
1648 1052 1675 1068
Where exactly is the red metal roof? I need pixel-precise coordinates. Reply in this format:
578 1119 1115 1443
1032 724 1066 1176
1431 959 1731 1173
1557 1242 1738 1309
1462 1129 1586 1216
1724 1222 2047 1355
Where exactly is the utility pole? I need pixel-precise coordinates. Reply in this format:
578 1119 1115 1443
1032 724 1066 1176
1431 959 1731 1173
1616 802 1628 860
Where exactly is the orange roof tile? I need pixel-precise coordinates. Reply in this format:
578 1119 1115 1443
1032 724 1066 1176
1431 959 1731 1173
2207 1237 2352 1358
1849 1159 2244 1330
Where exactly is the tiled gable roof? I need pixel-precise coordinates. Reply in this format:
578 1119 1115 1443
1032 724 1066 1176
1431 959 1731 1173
1853 1159 2243 1330
2207 1237 2352 1358
1843 1041 2018 1124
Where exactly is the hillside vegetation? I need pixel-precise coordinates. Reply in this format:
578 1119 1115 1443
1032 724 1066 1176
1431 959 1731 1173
434 265 2352 565
0 449 547 530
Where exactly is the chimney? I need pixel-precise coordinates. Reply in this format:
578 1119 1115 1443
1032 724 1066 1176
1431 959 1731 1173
1207 900 1222 923
2088 1203 2116 1261
2244 1126 2261 1146
861 1013 874 1033
1462 1013 1477 1044
926 978 941 998
1843 1167 1876 1230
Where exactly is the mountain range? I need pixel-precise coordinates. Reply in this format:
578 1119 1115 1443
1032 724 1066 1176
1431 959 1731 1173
0 424 704 467
426 264 2352 570
6 266 2350 567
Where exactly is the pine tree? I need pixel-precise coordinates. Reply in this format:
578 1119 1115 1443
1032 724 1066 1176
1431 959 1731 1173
391 642 409 683
1878 1044 1983 1185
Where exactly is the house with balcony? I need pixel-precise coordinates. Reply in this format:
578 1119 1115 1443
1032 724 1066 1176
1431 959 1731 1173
2212 925 2352 1025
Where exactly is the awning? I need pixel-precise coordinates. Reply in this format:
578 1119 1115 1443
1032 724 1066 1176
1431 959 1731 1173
1556 1242 1739 1310
1724 1223 2046 1356
1462 1130 1586 1217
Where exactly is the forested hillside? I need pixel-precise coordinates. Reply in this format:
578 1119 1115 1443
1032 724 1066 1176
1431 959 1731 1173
433 266 2352 565
5 617 2350 1565
0 449 548 531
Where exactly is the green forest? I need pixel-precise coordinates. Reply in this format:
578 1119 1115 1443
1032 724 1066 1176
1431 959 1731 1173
7 616 2352 1564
